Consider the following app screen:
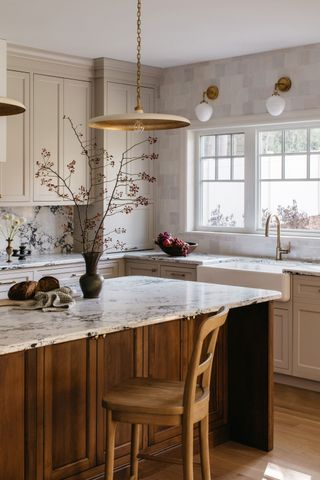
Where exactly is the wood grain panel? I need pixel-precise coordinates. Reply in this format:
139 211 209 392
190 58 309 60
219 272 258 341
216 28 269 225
43 338 97 479
97 329 143 468
0 351 25 479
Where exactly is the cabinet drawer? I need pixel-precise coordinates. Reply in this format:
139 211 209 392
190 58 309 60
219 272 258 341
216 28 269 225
293 275 320 304
34 265 84 285
126 261 159 277
99 261 121 279
0 270 34 299
159 265 196 281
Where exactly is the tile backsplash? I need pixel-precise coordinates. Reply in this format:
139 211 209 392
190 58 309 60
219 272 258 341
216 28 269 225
0 206 73 255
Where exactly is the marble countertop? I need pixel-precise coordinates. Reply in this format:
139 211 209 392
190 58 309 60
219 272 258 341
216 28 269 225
0 276 280 355
1 250 320 276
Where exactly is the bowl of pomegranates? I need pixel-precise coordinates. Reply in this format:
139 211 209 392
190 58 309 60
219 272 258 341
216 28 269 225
155 232 198 257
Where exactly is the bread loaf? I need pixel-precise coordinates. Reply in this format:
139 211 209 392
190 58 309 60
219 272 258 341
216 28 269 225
8 281 38 300
37 276 60 292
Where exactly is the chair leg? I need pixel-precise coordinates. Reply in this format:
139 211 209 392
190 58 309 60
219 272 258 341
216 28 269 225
182 420 194 480
199 415 211 480
105 409 117 480
130 424 140 480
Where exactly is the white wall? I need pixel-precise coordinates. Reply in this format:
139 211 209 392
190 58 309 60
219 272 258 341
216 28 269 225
156 43 320 260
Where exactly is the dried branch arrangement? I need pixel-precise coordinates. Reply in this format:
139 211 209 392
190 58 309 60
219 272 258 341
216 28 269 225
35 116 157 253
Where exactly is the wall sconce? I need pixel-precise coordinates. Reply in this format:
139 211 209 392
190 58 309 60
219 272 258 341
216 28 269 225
266 76 292 117
195 85 219 122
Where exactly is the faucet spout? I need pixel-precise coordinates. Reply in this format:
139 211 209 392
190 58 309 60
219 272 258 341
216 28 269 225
264 213 291 260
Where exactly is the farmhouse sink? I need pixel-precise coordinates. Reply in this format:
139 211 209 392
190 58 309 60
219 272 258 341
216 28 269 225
197 259 291 301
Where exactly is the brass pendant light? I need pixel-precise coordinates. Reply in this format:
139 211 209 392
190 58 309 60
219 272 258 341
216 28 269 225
0 96 25 116
89 0 190 132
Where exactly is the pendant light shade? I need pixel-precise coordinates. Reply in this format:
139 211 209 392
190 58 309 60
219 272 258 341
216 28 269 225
0 97 26 116
89 112 190 131
89 0 190 132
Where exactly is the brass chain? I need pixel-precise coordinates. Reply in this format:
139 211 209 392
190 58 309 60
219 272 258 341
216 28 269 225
135 0 143 111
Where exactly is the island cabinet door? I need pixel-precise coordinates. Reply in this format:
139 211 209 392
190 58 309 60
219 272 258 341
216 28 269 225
146 319 188 451
0 351 26 479
96 329 144 469
40 338 97 480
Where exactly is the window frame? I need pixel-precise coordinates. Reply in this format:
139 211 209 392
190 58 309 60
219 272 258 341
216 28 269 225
194 120 320 237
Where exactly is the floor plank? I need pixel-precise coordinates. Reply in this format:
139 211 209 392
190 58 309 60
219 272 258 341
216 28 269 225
138 384 320 479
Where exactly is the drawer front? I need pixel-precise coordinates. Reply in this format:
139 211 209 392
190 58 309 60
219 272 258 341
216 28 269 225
293 275 320 304
159 265 196 281
126 261 159 277
34 265 84 285
0 270 34 299
99 261 121 279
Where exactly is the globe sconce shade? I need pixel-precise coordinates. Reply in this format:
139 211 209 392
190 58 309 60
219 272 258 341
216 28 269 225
195 85 219 122
266 76 292 117
266 94 286 117
195 102 213 122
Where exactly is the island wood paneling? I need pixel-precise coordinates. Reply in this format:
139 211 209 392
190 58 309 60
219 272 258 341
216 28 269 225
0 304 272 480
41 338 97 480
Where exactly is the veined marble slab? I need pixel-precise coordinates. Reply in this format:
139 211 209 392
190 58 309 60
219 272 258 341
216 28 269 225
0 276 280 355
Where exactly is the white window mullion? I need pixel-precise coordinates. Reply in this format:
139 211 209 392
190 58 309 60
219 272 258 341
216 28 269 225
244 127 256 232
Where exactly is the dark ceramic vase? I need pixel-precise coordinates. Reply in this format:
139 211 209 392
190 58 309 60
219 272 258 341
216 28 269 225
80 252 104 298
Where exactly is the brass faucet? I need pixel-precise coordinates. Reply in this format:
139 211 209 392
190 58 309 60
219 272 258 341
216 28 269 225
264 214 291 260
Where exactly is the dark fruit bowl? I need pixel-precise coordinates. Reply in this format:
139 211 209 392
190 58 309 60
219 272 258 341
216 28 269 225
155 241 198 257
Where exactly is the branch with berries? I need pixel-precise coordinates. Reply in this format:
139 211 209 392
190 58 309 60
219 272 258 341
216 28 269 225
35 116 157 253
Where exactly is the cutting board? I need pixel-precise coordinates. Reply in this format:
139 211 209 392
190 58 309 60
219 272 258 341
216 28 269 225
0 299 35 307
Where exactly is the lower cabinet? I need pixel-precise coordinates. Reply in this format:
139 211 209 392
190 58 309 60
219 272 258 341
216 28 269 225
293 302 320 381
273 302 292 374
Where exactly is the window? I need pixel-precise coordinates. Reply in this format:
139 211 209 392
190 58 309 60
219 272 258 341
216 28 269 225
195 122 320 235
198 133 245 229
258 127 320 231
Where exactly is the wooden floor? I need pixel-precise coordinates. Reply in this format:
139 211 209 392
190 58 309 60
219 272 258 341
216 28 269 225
138 384 320 480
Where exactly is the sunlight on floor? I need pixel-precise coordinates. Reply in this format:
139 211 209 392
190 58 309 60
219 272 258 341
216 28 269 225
264 463 312 480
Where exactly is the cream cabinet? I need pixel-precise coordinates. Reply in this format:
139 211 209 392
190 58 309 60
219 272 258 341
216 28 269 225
0 70 30 203
125 260 159 277
104 82 155 251
0 270 34 299
125 260 197 281
33 74 92 204
0 72 92 205
273 303 292 374
292 275 320 382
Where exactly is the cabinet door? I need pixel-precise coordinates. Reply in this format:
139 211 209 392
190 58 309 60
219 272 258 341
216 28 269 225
293 302 320 381
0 70 30 202
97 329 143 468
0 269 34 299
33 74 63 203
42 339 97 479
274 307 291 374
126 260 159 277
63 79 91 197
0 351 26 479
105 82 155 250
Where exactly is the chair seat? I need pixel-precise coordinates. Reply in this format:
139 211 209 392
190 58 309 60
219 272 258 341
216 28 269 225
102 377 207 416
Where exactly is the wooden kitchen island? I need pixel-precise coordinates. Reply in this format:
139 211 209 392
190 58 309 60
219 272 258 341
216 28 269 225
0 276 280 480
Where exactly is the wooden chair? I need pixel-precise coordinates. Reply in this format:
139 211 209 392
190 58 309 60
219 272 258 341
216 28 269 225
102 307 229 480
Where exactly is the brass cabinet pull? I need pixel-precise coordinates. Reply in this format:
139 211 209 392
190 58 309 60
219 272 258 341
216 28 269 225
170 272 186 278
0 280 16 285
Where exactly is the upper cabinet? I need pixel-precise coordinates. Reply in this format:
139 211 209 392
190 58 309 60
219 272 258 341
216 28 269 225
33 75 92 204
0 67 92 206
0 70 30 202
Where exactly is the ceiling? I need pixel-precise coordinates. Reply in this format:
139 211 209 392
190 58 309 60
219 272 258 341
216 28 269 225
1 0 320 68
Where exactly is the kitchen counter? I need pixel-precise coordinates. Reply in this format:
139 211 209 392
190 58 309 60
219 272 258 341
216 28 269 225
0 275 280 355
1 250 320 275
